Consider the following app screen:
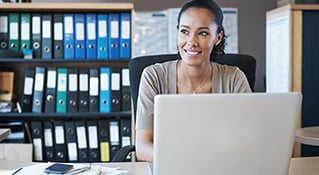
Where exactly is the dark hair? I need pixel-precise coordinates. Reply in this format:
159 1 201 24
177 0 226 61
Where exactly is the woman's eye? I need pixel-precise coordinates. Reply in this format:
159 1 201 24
199 31 209 37
180 29 188 34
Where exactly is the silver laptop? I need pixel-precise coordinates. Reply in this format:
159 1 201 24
153 92 302 175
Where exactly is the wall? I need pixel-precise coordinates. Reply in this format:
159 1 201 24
32 0 278 92
132 0 278 92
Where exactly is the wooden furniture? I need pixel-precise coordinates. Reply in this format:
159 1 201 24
266 4 319 157
1 157 319 175
289 156 319 175
0 2 134 162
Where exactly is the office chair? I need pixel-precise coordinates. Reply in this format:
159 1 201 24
111 53 257 162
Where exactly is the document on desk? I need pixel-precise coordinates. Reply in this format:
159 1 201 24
8 163 101 175
6 163 129 175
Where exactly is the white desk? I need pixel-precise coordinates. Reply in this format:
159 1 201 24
0 128 10 142
1 157 319 175
0 160 150 175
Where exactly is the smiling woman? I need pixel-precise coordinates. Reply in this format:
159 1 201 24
135 0 252 162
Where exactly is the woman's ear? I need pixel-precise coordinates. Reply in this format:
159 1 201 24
215 30 224 46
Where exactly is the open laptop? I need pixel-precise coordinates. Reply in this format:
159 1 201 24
153 92 302 175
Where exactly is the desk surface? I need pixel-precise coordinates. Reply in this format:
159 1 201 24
0 128 10 142
1 157 319 175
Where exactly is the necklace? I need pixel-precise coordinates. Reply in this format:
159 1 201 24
177 61 212 94
192 63 212 94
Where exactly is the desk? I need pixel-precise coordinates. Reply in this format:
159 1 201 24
0 160 150 175
0 128 10 142
1 157 319 175
289 156 319 175
296 126 319 146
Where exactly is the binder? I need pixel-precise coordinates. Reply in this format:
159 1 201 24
108 13 120 59
21 68 34 112
54 121 67 162
111 68 121 112
89 68 99 112
63 14 75 59
0 13 8 49
119 13 131 59
78 68 89 112
74 14 86 60
53 13 64 59
43 121 55 162
65 121 78 162
99 67 111 113
97 14 108 59
120 118 131 161
8 13 20 52
109 120 120 160
120 119 131 146
98 120 110 162
30 121 44 161
20 13 31 50
44 67 57 113
67 68 78 113
87 120 100 162
56 68 68 113
32 66 45 113
85 13 97 59
31 13 42 59
121 68 131 111
75 121 88 162
41 14 52 59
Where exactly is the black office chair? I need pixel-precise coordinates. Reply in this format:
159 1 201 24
111 53 256 162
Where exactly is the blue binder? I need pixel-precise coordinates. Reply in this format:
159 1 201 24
74 14 86 60
108 13 120 59
97 14 109 59
99 67 111 113
119 13 131 59
63 14 75 59
86 13 97 59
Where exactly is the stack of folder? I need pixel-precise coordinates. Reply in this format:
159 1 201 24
0 12 131 59
21 66 131 113
29 119 131 162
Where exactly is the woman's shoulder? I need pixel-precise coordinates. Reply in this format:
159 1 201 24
144 59 178 73
212 62 240 74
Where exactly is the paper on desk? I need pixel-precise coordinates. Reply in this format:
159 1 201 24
7 163 101 175
100 167 129 175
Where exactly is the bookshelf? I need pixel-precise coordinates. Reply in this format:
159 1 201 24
0 2 134 163
266 4 319 157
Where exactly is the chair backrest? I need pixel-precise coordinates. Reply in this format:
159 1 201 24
128 53 256 118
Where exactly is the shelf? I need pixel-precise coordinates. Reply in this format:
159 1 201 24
0 58 129 68
0 2 134 162
0 111 131 121
0 3 134 13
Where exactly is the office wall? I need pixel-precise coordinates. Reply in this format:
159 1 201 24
33 0 278 92
132 0 278 92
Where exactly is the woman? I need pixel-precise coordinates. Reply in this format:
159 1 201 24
135 0 251 162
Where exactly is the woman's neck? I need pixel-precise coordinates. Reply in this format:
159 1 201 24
176 60 212 94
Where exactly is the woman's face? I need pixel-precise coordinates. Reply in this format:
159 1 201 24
178 7 222 65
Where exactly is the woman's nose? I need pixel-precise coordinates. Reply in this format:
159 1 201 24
187 34 199 47
187 40 199 47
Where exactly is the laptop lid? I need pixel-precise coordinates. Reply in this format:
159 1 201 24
153 92 302 175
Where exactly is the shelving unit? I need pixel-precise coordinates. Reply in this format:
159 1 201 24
0 2 134 163
266 4 319 157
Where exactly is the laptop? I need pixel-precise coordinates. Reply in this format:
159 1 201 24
153 92 302 175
